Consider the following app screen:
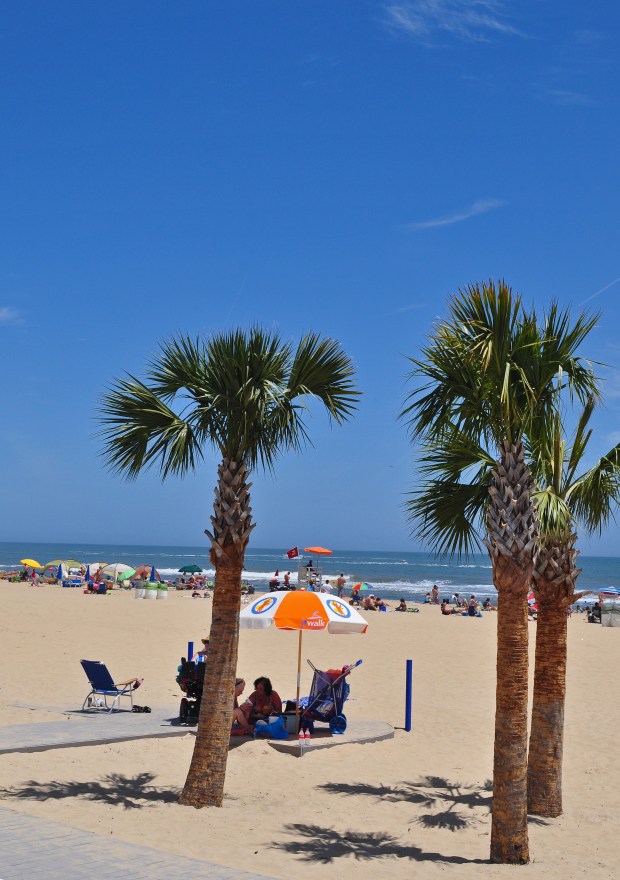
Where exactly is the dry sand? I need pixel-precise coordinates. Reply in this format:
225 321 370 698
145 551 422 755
0 580 617 879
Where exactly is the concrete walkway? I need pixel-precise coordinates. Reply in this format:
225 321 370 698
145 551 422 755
0 806 276 880
0 711 394 756
0 710 190 755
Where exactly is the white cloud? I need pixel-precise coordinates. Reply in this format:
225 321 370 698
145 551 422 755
539 88 591 106
409 198 506 230
390 302 430 315
0 306 20 325
385 1 522 44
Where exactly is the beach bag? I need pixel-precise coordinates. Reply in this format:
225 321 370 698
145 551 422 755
254 716 288 740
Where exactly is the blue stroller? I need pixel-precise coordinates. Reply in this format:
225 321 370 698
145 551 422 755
300 659 362 734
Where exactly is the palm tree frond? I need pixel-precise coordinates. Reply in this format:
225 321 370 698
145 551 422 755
99 376 203 480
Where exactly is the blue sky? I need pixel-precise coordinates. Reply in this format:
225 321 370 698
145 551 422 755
2 2 620 554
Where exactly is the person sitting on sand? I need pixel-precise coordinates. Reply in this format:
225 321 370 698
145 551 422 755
587 602 602 623
242 676 282 723
395 598 407 612
364 595 377 611
441 600 452 616
376 597 387 611
468 595 479 617
232 678 253 733
349 592 361 606
196 638 209 660
483 598 496 611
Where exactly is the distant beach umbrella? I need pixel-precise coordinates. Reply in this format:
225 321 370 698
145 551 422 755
179 564 203 574
101 562 136 581
20 558 42 569
352 582 373 592
117 568 137 582
133 564 161 581
42 559 63 571
56 563 66 581
303 546 333 555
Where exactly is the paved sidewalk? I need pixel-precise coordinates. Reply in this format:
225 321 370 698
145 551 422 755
0 806 276 880
0 712 394 756
0 710 191 755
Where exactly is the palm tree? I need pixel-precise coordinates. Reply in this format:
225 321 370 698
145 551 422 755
99 328 359 807
527 397 620 816
401 282 597 864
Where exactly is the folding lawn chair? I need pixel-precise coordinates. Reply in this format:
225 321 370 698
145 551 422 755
80 659 143 712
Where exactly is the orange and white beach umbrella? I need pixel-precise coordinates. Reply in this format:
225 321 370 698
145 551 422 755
240 590 368 633
240 591 367 727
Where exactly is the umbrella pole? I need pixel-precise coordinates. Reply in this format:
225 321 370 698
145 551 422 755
295 629 303 734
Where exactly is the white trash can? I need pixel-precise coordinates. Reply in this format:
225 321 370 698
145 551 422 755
157 585 168 600
134 586 145 599
145 585 158 600
602 598 620 627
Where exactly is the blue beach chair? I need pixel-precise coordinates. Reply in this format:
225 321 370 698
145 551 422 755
80 660 143 712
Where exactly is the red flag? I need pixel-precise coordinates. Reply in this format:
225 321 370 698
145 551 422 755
287 546 299 559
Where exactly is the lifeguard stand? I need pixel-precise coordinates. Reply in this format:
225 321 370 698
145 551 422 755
297 558 322 590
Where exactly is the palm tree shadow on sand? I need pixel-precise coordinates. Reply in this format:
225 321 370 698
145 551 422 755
316 776 548 831
0 772 180 810
318 776 493 832
272 825 486 864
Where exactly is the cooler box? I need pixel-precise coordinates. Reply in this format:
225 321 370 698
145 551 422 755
602 598 620 627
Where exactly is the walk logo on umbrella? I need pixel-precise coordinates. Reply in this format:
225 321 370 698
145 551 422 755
302 610 327 629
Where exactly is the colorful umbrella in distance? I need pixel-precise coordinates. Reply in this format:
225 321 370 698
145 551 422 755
303 546 333 555
179 564 203 574
117 568 138 582
42 559 84 572
240 590 367 730
42 560 63 571
134 564 161 581
20 558 43 569
352 582 373 592
102 563 136 581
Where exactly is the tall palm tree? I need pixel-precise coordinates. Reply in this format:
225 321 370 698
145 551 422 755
99 328 359 808
401 282 597 864
527 397 620 816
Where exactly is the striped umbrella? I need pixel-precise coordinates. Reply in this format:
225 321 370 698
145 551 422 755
240 591 367 729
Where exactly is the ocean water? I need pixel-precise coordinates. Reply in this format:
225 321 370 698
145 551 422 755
1 541 618 601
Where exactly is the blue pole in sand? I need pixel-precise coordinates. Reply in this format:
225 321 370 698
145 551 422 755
188 641 194 661
405 659 412 732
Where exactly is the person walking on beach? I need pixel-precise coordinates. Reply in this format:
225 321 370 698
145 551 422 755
336 574 346 598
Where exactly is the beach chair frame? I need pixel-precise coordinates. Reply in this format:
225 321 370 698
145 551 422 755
301 659 362 733
80 659 140 713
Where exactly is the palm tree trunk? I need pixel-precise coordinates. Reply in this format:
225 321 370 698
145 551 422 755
490 556 531 864
178 560 242 807
527 606 566 816
179 458 254 808
528 535 579 817
486 440 536 865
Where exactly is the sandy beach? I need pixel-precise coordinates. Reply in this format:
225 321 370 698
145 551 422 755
0 580 617 879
